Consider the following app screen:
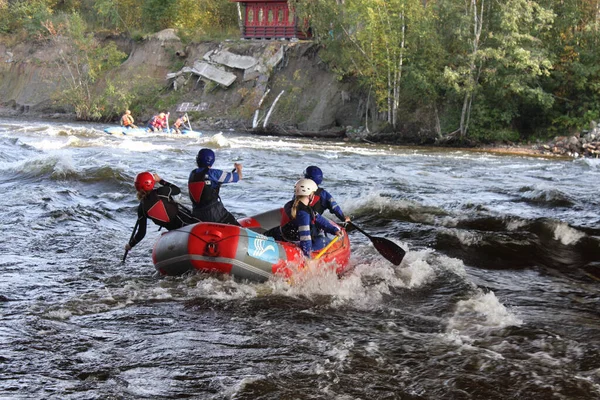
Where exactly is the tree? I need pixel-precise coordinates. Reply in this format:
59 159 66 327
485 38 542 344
439 0 553 139
43 13 129 120
540 0 600 131
297 0 437 131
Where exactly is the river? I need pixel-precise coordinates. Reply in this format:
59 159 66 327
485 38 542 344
1 118 599 399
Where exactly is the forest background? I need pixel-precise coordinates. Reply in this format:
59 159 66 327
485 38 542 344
0 0 599 145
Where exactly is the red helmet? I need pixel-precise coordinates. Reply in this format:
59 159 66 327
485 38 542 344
134 172 155 191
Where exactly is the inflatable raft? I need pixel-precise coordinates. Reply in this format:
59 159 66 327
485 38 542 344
152 209 351 281
104 126 202 137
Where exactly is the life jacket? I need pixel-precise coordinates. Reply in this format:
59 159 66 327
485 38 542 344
188 168 235 223
121 114 133 127
141 190 180 230
309 187 325 214
188 168 221 207
280 200 318 241
174 118 184 128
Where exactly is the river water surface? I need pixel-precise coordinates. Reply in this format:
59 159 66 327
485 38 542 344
1 118 599 399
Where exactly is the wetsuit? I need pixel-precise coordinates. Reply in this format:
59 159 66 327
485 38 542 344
188 167 241 226
310 187 347 221
265 200 340 257
128 180 198 248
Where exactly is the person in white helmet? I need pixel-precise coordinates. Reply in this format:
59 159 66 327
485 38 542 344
264 178 343 257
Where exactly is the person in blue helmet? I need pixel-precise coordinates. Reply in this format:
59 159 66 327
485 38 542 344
264 178 343 258
188 148 243 226
303 165 351 224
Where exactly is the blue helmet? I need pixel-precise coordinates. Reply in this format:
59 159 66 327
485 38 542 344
303 166 323 185
196 148 215 167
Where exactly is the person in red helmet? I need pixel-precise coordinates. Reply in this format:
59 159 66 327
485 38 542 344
124 172 199 252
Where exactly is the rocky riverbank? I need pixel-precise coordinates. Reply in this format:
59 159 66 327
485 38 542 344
1 29 597 159
533 121 600 158
479 121 600 159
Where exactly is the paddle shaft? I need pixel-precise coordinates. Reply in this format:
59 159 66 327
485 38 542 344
122 219 139 263
347 222 373 240
185 113 192 130
315 235 340 260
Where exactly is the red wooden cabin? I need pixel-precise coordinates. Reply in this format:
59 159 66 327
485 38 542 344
231 0 312 40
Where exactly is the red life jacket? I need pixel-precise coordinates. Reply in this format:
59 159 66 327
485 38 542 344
188 168 220 207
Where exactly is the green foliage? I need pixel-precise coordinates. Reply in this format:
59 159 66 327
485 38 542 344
94 79 137 122
2 0 53 36
142 0 177 31
93 0 124 31
4 0 600 142
48 13 128 120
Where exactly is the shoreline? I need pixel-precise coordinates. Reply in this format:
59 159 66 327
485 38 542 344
0 110 583 160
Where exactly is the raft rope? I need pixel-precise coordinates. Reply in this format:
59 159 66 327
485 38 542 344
163 226 343 256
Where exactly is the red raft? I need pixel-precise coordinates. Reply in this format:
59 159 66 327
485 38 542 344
152 208 351 282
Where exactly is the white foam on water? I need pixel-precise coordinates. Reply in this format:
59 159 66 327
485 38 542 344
45 309 73 320
506 218 528 231
442 227 482 246
263 243 444 311
446 290 523 339
552 221 585 245
24 137 75 151
580 157 600 169
219 375 267 399
341 190 425 217
116 139 172 152
2 153 77 178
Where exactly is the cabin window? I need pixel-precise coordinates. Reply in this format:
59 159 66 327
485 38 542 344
268 10 274 23
278 9 284 23
247 9 254 23
288 11 294 24
258 8 264 23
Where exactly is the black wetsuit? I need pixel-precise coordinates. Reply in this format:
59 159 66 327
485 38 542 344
128 180 198 248
188 167 240 226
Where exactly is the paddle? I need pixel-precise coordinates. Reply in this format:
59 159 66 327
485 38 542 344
315 235 340 259
347 222 405 265
122 219 139 263
185 113 192 130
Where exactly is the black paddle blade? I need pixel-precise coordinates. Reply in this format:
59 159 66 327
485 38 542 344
371 236 406 266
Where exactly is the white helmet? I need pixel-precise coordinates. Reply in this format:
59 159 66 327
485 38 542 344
294 178 318 196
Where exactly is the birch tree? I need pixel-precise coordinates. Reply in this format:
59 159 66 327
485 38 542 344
297 0 434 130
440 0 553 139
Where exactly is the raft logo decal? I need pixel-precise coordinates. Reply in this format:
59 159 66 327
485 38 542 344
247 231 279 264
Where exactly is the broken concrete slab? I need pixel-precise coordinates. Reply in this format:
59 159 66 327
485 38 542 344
263 45 285 69
204 48 258 70
192 61 237 87
244 44 285 80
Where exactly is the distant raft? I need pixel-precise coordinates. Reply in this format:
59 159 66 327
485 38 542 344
152 209 351 282
104 126 202 137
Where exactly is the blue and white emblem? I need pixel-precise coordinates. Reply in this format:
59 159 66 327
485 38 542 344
247 230 279 264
